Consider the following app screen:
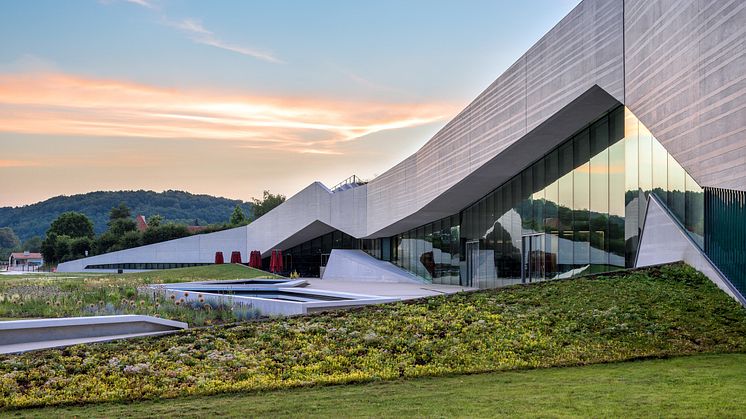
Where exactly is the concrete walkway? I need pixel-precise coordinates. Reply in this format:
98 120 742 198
0 315 188 354
322 250 423 283
305 279 474 300
0 331 180 354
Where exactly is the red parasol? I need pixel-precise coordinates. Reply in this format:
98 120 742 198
276 249 283 273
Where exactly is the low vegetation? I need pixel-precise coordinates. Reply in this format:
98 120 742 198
0 265 279 326
13 353 746 418
1 263 745 410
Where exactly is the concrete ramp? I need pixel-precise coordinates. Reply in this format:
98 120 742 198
0 315 188 354
322 249 423 283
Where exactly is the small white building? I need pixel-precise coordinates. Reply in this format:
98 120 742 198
8 251 43 271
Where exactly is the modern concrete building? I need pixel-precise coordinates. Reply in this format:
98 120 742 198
58 0 746 303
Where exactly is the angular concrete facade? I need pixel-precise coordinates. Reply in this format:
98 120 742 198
58 0 746 302
624 0 746 190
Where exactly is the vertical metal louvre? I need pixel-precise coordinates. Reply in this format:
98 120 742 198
705 187 746 296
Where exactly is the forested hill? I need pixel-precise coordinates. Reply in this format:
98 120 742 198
0 190 254 241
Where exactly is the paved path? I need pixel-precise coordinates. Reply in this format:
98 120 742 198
305 279 474 300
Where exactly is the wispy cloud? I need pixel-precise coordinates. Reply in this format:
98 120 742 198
100 1 279 63
0 72 456 155
124 0 156 9
98 0 157 10
164 18 282 63
339 68 404 95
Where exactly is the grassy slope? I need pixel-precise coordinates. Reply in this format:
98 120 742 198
1 263 745 410
13 353 746 418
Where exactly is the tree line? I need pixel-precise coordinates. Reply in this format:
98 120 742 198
0 190 259 243
30 190 285 265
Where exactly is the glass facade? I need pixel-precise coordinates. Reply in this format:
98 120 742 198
281 230 361 277
388 106 704 287
277 107 711 290
390 215 461 285
623 109 704 252
85 262 211 270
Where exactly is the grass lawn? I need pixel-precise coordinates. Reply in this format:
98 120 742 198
0 264 277 284
117 264 282 283
1 263 745 410
10 353 746 418
0 264 279 326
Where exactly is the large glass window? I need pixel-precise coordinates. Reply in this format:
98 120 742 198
510 177 523 280
608 137 625 265
283 230 360 277
573 131 591 270
532 162 545 234
424 223 433 280
451 215 460 284
622 107 704 259
558 142 574 274
638 123 653 226
668 153 686 224
624 111 640 267
685 172 704 246
589 118 609 271
544 150 559 279
385 106 702 288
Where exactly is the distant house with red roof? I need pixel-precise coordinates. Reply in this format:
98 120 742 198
9 251 43 270
135 215 149 232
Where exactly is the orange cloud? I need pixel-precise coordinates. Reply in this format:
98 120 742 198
0 159 40 168
0 73 455 154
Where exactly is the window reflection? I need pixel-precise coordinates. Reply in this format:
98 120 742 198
386 106 703 287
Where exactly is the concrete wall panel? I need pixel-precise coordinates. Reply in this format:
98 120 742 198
625 0 746 190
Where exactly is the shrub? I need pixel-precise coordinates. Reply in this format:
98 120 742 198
142 223 190 245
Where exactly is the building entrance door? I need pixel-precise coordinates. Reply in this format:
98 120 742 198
465 240 479 288
319 253 330 278
522 234 545 283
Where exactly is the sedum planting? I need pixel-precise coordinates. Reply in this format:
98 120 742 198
2 263 746 409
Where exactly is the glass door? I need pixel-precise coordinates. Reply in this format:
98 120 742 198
465 240 479 287
319 253 329 278
522 234 545 283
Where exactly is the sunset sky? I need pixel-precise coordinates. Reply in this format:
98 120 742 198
0 0 579 207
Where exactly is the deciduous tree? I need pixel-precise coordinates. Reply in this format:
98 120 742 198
229 205 248 226
48 212 95 239
250 190 285 220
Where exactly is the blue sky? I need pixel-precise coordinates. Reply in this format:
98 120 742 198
0 0 580 206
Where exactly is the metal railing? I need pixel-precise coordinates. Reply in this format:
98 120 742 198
640 193 746 306
331 175 367 192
